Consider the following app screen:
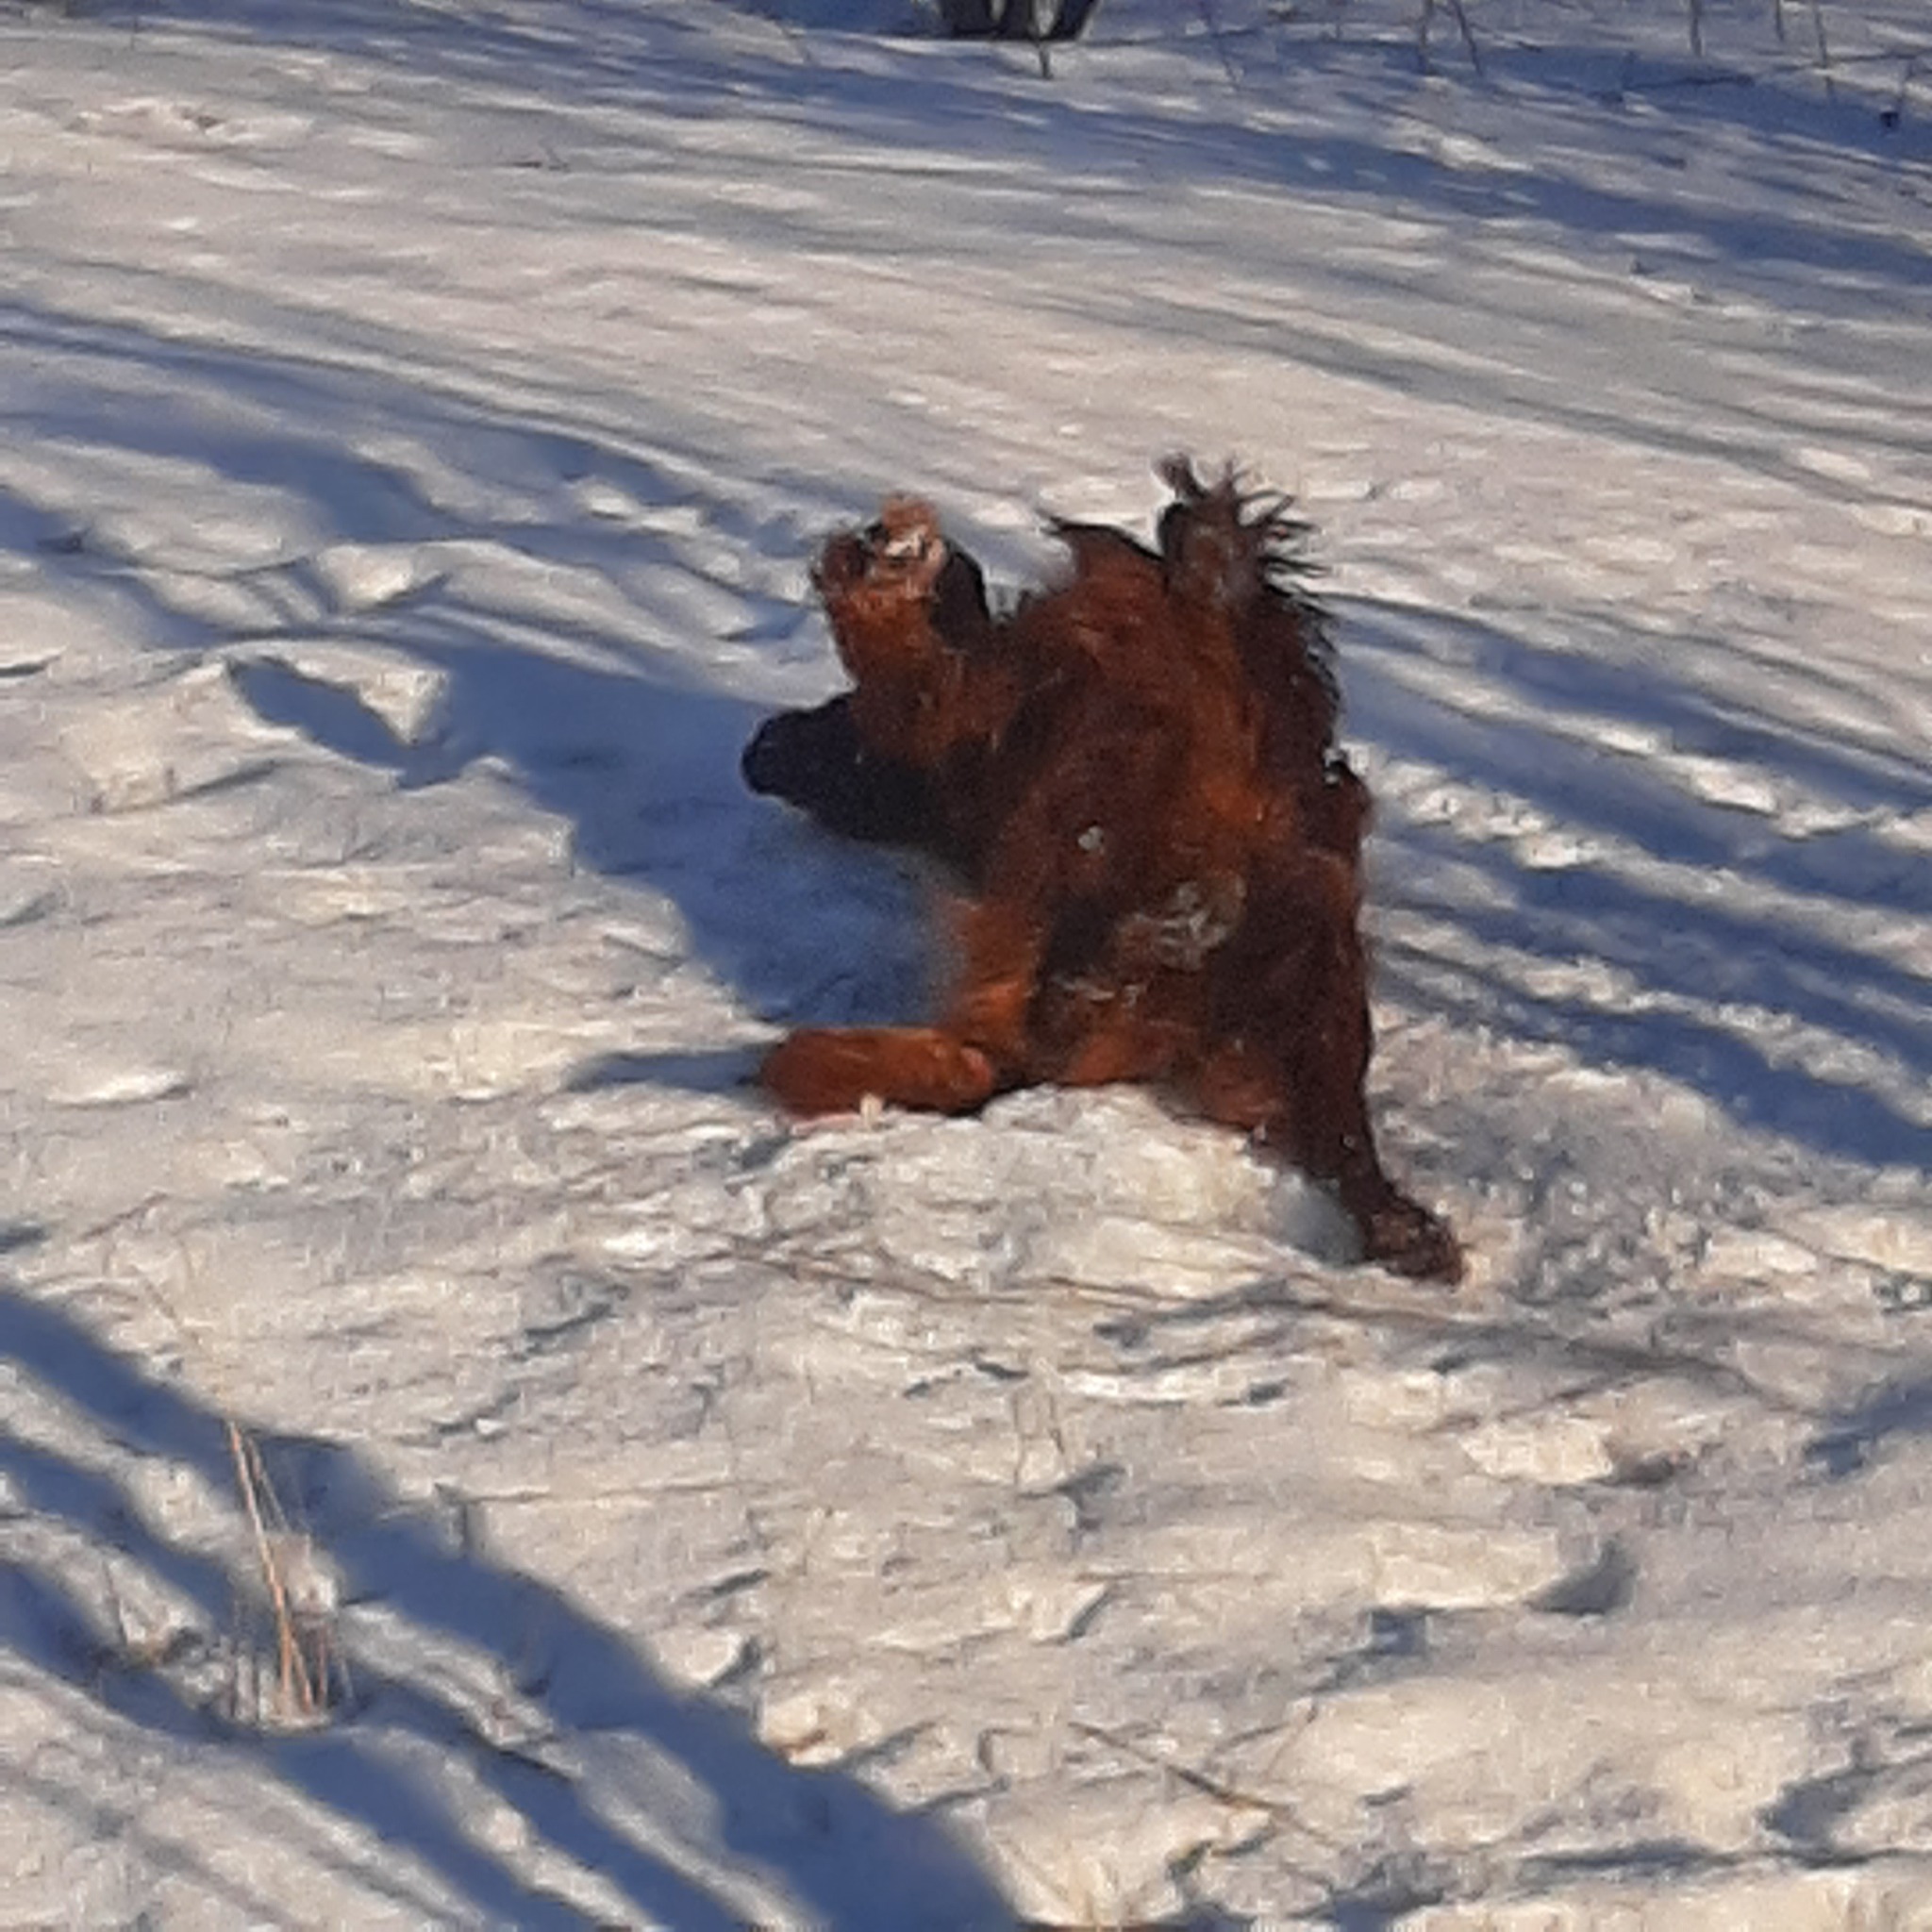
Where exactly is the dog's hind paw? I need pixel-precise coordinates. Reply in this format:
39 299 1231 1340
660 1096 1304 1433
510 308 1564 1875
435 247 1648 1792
1361 1194 1465 1285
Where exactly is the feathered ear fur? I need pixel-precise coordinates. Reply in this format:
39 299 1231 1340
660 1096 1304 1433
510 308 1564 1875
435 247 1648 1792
741 695 944 853
741 458 1462 1283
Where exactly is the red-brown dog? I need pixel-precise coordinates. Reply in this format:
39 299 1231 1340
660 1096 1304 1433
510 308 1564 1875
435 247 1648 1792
742 460 1460 1281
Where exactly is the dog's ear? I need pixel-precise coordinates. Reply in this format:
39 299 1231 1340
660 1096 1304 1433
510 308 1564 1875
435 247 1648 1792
741 693 944 851
929 542 992 655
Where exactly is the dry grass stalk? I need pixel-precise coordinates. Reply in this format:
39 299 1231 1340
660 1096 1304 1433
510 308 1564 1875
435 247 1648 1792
226 1421 341 1724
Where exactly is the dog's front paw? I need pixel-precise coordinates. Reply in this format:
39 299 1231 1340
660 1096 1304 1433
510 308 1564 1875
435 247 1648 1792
813 498 949 607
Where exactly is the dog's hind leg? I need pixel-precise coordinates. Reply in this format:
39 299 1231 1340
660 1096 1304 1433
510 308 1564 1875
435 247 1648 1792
760 1026 1000 1117
759 897 1046 1118
1192 850 1463 1283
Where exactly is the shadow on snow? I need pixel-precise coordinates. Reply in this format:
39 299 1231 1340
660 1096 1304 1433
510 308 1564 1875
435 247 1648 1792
1 291 1924 1173
1342 595 1931 1171
0 294 929 1038
0 1286 1015 1929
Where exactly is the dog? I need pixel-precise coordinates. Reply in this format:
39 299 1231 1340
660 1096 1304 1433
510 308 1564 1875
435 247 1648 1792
741 459 1461 1282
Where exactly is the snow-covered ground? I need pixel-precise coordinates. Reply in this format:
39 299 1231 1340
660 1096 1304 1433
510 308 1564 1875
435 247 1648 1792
2 0 1929 1923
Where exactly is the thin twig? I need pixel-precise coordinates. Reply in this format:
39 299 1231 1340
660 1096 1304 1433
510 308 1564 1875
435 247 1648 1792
1808 0 1834 99
1069 1717 1341 1851
1415 0 1482 79
1196 0 1242 92
1885 55 1917 130
227 1422 324 1719
1443 0 1483 75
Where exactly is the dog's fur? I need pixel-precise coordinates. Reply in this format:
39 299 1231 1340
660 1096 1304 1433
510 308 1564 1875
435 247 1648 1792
741 459 1461 1281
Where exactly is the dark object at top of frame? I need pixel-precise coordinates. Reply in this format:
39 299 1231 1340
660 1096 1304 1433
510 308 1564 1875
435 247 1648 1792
939 0 1105 44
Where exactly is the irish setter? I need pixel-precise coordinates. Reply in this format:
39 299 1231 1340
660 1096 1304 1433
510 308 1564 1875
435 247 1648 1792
741 460 1461 1282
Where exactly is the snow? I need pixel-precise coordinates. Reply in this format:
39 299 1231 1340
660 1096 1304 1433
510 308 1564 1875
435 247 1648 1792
1 0 1929 1923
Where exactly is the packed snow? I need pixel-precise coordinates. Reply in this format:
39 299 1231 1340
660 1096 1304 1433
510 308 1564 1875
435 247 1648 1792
2 0 1930 1924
